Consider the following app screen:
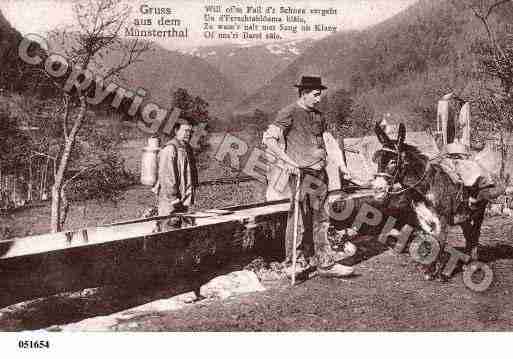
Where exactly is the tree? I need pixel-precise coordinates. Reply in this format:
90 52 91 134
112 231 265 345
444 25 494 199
467 0 513 180
348 99 375 137
324 88 354 136
171 88 209 124
169 88 211 155
0 104 31 171
322 89 373 138
470 0 513 95
46 0 150 232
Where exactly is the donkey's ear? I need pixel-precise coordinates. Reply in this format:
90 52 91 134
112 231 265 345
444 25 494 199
397 123 406 150
375 121 393 147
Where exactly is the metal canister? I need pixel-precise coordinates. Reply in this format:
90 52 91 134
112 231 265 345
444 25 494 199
140 137 160 186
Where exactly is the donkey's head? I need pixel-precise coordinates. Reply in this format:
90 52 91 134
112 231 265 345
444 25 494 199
372 123 441 236
371 122 407 192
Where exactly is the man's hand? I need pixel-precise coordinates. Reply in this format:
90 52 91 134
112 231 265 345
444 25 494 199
287 164 300 176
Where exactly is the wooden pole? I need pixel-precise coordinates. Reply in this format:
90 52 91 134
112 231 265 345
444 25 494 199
13 169 17 207
438 99 449 145
41 158 50 201
0 166 2 208
459 102 471 148
0 167 3 210
291 171 301 286
28 156 33 202
39 158 45 200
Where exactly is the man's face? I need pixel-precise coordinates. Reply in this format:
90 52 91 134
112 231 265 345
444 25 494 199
302 89 322 109
175 123 193 143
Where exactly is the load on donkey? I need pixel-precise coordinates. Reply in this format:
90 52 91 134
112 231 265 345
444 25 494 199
370 94 506 281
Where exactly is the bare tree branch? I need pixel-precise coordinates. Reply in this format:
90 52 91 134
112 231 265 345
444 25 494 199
472 6 508 67
485 0 512 19
62 164 97 188
103 40 152 81
62 95 70 140
49 0 149 232
471 0 513 93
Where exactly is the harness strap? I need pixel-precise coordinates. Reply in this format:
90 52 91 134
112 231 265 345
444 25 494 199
374 172 393 179
380 148 399 155
385 161 432 196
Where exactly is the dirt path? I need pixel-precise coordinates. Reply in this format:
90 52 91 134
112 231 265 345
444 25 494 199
109 251 513 331
108 217 513 331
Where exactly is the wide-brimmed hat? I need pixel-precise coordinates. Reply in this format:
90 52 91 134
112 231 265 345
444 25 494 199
294 76 327 90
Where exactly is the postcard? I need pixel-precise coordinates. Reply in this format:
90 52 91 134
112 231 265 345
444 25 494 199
1 0 512 354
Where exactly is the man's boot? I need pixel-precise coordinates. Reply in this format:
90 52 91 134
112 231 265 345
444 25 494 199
333 241 357 262
317 263 354 278
282 256 310 279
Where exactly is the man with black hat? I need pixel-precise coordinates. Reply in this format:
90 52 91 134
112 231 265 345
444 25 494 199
263 76 355 278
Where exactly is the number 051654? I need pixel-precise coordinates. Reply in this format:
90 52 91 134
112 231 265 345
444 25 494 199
18 340 50 349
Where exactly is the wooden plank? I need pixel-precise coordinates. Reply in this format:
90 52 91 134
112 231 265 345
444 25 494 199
0 202 289 307
0 191 377 307
0 201 291 260
106 199 289 227
0 193 373 261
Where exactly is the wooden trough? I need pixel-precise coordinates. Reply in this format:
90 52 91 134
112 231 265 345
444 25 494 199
0 191 376 308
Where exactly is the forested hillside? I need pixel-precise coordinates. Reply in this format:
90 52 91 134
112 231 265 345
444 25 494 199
238 0 513 135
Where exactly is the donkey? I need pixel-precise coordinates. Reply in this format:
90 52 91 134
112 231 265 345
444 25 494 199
371 122 501 280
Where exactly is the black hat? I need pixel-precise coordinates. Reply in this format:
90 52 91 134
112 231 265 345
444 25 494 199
294 76 327 90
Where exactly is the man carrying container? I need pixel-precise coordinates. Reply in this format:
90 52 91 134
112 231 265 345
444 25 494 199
262 76 355 279
153 117 198 229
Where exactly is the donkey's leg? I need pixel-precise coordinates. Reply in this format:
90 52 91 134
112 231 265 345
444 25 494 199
434 217 451 281
421 219 449 280
468 203 487 261
423 254 438 280
461 220 474 255
413 202 447 281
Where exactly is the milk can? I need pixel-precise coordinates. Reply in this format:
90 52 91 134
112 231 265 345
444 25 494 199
140 137 159 186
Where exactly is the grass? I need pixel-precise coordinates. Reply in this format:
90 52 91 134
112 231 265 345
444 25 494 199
1 180 266 238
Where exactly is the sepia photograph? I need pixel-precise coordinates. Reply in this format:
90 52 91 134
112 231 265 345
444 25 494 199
1 0 513 343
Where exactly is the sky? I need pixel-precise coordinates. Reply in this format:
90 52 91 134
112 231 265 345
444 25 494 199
2 0 418 50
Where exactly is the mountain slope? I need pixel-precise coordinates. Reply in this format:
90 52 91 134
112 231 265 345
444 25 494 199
0 10 23 73
182 39 314 96
2 9 241 124
236 0 513 129
47 33 243 119
0 10 50 94
96 44 242 118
